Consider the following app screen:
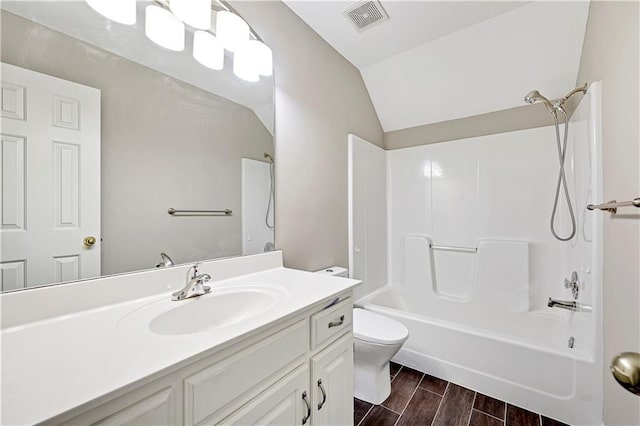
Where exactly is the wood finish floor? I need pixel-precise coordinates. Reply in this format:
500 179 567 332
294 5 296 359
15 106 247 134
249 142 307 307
354 362 570 426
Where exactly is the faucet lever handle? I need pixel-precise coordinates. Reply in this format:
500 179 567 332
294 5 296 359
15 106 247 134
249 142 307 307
564 271 580 299
186 263 203 280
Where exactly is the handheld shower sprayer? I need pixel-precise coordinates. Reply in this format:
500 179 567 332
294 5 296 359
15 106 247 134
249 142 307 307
524 90 556 114
523 83 588 242
264 152 275 231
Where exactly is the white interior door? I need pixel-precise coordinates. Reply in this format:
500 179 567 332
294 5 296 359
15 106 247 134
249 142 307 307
1 62 100 290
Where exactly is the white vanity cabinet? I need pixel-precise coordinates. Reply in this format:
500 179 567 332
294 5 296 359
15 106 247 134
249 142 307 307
58 295 354 426
216 364 310 425
92 387 179 426
311 333 354 426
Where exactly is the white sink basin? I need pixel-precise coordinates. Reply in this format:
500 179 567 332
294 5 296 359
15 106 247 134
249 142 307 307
118 284 288 336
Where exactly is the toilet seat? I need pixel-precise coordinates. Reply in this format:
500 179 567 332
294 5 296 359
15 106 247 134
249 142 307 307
353 308 409 345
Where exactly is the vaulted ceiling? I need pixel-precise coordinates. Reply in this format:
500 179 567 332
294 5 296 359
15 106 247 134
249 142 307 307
283 1 590 132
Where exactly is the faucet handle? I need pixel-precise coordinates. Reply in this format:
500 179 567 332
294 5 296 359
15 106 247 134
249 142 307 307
564 271 580 299
186 263 203 280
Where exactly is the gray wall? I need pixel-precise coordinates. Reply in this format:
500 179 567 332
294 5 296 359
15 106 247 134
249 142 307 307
1 12 273 275
384 104 559 149
576 2 640 424
233 1 384 271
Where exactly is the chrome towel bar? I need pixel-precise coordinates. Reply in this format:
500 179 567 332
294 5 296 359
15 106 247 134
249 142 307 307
587 198 640 214
430 244 477 253
168 208 232 216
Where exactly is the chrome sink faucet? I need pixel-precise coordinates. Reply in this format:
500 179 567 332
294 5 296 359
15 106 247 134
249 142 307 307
172 263 212 301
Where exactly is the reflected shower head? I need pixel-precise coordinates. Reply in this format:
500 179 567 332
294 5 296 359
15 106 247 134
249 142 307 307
524 90 555 112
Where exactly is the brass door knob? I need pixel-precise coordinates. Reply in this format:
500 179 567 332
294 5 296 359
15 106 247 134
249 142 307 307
611 352 640 396
83 236 97 247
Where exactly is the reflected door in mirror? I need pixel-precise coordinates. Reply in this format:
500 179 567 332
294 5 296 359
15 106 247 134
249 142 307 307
1 63 101 291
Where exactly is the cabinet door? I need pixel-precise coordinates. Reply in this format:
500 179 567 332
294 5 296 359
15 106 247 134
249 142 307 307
311 332 354 426
211 364 311 426
92 387 176 426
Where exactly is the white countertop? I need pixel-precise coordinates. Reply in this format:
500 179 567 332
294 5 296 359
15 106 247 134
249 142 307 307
0 264 359 425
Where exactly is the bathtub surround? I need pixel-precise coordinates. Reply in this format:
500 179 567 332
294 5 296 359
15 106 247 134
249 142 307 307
575 2 640 425
350 83 603 425
348 135 387 300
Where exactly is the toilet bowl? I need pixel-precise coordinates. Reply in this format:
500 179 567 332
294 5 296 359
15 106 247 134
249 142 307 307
353 308 409 404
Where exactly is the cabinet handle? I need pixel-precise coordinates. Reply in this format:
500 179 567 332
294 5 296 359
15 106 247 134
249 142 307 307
328 315 345 328
302 391 311 424
317 379 327 410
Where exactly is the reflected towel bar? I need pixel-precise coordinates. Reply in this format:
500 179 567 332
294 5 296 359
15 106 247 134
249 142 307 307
168 208 232 216
430 244 477 253
587 198 640 214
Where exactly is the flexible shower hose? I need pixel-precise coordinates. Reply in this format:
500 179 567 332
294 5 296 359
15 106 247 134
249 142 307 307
265 161 275 230
550 108 577 241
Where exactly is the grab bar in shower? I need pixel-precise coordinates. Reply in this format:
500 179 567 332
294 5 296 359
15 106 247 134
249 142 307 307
168 208 232 216
587 197 640 214
429 244 477 253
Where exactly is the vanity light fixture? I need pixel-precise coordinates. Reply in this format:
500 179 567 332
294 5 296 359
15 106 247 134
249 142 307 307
85 0 136 25
233 41 260 82
216 10 250 52
193 31 224 70
145 5 185 51
233 40 273 81
85 0 272 82
252 40 273 77
170 0 212 30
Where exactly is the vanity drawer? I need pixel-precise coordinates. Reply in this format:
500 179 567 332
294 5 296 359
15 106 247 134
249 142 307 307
184 319 308 425
311 298 353 350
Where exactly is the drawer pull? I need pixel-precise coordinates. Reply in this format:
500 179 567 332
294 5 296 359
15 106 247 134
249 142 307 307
328 315 345 328
302 391 311 424
317 379 327 410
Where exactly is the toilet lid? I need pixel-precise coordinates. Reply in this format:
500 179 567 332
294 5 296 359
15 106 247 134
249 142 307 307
353 308 409 345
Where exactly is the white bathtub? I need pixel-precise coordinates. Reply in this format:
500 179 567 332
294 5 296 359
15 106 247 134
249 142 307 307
357 285 601 425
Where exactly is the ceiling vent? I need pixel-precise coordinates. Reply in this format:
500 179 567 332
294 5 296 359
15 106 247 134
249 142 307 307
343 0 389 33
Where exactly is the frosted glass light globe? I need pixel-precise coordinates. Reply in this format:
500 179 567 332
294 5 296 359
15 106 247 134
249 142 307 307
145 5 185 52
193 31 224 70
170 0 211 30
86 0 136 25
216 11 249 52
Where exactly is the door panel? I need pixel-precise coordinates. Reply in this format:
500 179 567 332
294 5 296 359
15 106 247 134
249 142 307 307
0 62 100 290
311 332 354 426
213 364 309 426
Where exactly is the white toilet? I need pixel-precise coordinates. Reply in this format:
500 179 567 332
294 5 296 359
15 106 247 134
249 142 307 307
315 267 409 405
353 308 409 404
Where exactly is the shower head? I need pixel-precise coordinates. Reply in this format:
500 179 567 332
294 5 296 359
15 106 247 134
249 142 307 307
524 90 555 112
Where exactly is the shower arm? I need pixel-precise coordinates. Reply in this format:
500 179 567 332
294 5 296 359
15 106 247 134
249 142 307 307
553 83 588 109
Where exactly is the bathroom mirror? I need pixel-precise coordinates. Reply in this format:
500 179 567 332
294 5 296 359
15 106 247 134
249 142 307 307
0 1 275 292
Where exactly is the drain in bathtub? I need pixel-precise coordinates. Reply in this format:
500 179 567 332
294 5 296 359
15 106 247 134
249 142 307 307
568 337 575 348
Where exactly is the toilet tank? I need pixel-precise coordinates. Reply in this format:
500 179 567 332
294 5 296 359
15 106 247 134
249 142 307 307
315 266 349 278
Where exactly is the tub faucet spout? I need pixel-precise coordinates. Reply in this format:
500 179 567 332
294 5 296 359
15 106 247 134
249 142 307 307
547 297 592 313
